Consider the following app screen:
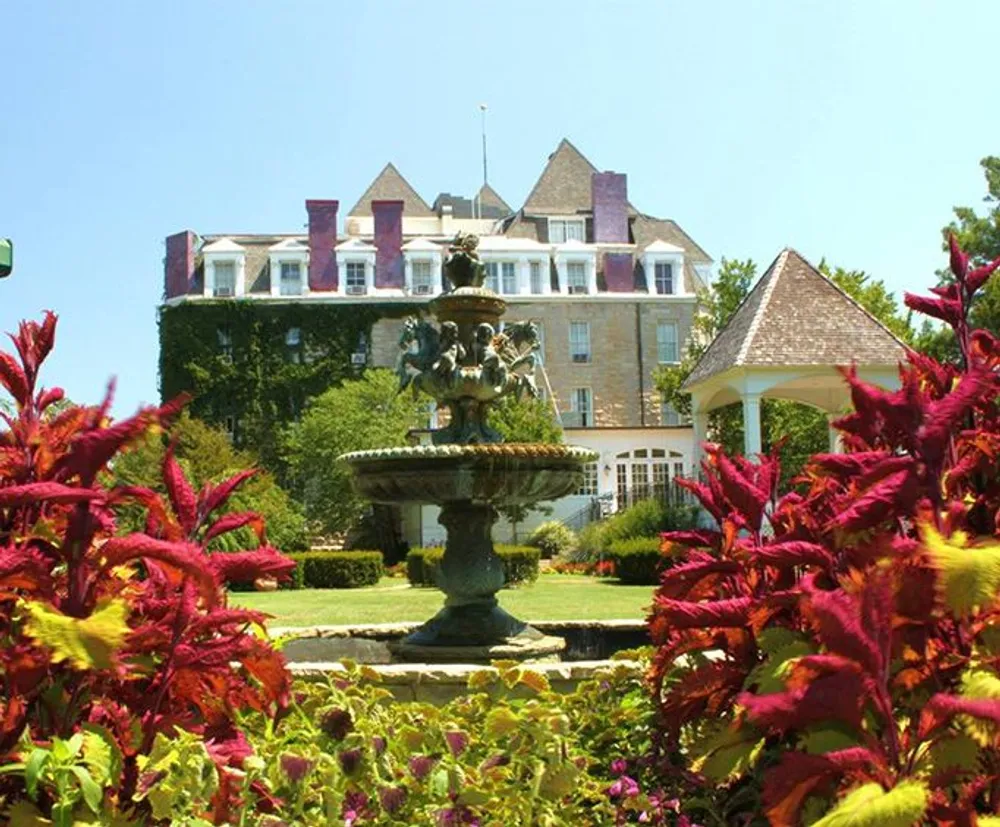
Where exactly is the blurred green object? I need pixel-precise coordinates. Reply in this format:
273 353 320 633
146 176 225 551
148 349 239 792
0 239 11 278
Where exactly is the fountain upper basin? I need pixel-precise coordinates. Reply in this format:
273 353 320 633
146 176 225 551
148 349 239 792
341 443 599 506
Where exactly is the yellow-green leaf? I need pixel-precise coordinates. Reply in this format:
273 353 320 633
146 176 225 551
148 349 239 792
959 668 1000 746
82 725 123 787
744 639 813 694
467 669 497 691
801 725 859 755
919 732 979 776
812 780 928 827
538 762 579 799
922 523 1000 616
690 725 765 782
518 669 550 694
22 599 128 670
485 708 519 739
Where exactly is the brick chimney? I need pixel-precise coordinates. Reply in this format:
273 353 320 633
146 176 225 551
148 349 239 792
373 200 404 288
603 253 635 292
306 200 339 291
592 172 628 243
164 231 196 299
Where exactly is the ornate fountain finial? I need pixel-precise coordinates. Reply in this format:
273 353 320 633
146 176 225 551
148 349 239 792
444 232 485 289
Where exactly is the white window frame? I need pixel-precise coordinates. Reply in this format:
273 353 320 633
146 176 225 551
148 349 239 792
336 254 375 296
203 239 247 298
530 260 546 294
654 262 674 295
268 244 310 298
548 217 586 244
553 246 597 295
656 321 680 364
570 387 593 427
569 321 591 363
575 461 599 496
642 247 687 296
404 248 443 296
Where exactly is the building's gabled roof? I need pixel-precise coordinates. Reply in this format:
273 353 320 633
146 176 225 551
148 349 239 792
202 237 245 254
521 138 636 215
268 238 308 253
632 215 713 264
684 249 908 389
476 183 511 216
348 163 434 217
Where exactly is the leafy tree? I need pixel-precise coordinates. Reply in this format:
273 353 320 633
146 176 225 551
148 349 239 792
283 368 426 538
489 394 564 543
109 412 309 552
655 256 914 478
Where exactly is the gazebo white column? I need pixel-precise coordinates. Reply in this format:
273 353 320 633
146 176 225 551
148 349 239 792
827 413 843 453
743 393 762 458
692 409 709 475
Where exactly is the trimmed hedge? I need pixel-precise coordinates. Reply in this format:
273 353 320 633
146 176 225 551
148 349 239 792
608 537 667 585
286 550 384 589
406 546 540 589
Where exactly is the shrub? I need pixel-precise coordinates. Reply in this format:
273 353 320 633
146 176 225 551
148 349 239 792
407 545 540 588
0 313 294 825
645 236 1000 825
608 537 667 585
527 520 577 558
574 499 700 562
289 550 383 588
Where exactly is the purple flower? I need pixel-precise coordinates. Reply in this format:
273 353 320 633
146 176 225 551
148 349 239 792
320 707 354 741
444 730 469 757
607 775 640 799
379 785 407 814
409 754 437 780
338 748 363 776
609 758 628 777
280 753 314 783
342 790 369 827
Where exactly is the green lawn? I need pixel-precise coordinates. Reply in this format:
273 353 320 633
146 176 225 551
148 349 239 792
231 575 655 627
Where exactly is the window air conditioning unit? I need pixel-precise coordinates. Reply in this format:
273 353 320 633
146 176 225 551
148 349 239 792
568 285 588 295
413 284 432 295
214 287 234 297
572 353 590 363
346 285 366 295
351 352 367 366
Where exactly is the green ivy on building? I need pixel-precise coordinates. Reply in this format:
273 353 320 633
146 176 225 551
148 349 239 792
158 300 422 470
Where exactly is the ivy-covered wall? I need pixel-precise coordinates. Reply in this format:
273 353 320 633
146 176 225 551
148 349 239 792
158 300 421 469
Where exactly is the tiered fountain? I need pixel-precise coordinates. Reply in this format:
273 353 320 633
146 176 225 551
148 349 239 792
341 234 598 663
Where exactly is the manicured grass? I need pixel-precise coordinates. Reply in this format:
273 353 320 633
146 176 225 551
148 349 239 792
231 575 654 627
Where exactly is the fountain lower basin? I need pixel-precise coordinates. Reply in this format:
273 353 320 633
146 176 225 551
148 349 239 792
342 444 599 661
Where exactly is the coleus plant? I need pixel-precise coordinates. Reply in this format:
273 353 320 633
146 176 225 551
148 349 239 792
0 312 295 824
648 237 1000 826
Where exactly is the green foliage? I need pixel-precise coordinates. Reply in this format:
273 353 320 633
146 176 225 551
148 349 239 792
812 780 928 827
225 660 669 826
527 520 578 559
109 412 309 552
158 300 418 469
608 537 667 585
284 369 427 537
406 545 540 588
283 551 384 589
576 499 699 562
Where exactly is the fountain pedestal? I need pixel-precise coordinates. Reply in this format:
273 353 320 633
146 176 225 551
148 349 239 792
341 233 597 663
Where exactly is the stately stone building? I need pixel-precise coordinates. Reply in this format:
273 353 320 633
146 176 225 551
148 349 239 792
162 140 713 542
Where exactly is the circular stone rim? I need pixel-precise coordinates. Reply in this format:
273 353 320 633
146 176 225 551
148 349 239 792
340 443 599 464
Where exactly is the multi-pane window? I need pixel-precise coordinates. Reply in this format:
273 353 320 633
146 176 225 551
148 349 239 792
501 262 517 294
652 461 669 498
575 462 599 496
566 262 588 294
530 261 545 294
280 261 302 296
484 262 500 292
569 321 591 363
571 387 593 427
657 322 679 364
345 262 366 294
661 396 680 426
654 262 674 294
213 261 236 297
352 333 368 367
549 218 585 243
217 328 233 362
411 261 434 295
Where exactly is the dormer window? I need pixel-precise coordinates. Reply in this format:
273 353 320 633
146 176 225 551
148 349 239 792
549 218 585 243
345 262 366 294
567 262 588 294
654 263 674 295
530 261 545 294
280 262 303 296
411 261 433 295
213 262 236 297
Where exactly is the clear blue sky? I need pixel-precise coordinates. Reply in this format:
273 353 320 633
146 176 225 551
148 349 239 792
3 1 998 414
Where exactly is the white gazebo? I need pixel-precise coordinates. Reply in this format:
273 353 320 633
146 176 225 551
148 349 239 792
683 248 908 465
